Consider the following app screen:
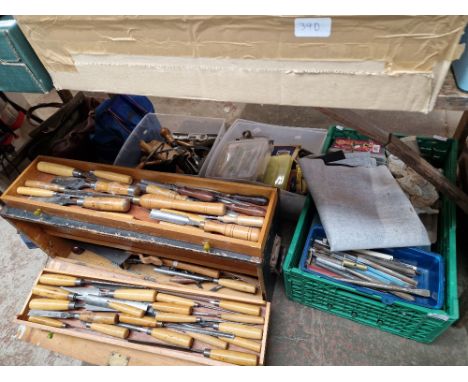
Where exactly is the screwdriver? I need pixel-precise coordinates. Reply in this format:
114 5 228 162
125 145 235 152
37 161 133 184
128 338 258 366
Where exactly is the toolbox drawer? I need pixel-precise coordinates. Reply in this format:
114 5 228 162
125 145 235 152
1 155 279 300
15 258 270 366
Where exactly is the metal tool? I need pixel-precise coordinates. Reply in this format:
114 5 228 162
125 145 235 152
39 274 143 289
18 188 131 212
153 267 257 294
127 339 258 366
23 180 129 199
149 209 260 242
51 177 140 196
333 277 431 297
117 322 193 348
37 161 133 184
27 310 118 324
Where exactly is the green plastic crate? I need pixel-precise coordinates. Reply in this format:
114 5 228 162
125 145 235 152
283 127 458 343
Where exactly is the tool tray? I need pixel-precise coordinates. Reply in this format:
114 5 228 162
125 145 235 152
1 155 279 300
15 259 270 366
299 225 445 309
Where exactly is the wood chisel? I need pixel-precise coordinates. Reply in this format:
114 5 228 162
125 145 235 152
38 274 142 288
127 338 258 366
153 267 257 294
28 310 118 324
51 177 140 196
117 323 194 348
17 187 131 212
149 209 260 242
37 161 133 184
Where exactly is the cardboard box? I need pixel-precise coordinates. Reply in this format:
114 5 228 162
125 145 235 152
16 16 467 112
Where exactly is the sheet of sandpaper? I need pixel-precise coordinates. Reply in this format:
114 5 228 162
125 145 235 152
299 158 431 251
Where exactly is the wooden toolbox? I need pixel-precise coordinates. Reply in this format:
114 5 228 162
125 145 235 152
1 155 279 300
15 258 270 366
1 155 277 365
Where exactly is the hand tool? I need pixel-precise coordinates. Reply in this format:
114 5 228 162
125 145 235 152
350 249 394 261
96 288 156 302
32 285 79 301
39 274 141 289
221 336 262 353
184 332 228 349
37 161 133 184
28 316 68 328
153 267 257 294
204 322 263 340
332 277 431 297
18 188 131 212
85 322 130 339
127 339 258 366
51 177 140 196
161 208 264 228
133 194 226 216
76 294 146 317
138 181 188 201
312 259 415 302
150 209 260 242
163 323 235 339
127 254 220 279
28 310 118 324
23 180 131 199
29 298 83 311
357 256 418 286
140 180 269 206
117 323 193 348
156 292 262 316
194 312 265 325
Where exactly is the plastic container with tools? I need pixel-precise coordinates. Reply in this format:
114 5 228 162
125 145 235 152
283 127 458 343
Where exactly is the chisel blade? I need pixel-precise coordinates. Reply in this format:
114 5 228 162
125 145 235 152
28 310 74 319
51 177 88 190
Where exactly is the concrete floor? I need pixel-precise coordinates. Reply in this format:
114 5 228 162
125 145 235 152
1 93 467 365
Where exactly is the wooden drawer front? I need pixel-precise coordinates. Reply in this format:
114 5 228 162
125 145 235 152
16 260 270 366
1 156 277 258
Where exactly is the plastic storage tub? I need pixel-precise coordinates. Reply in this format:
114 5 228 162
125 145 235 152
199 119 328 218
283 127 458 343
299 225 445 309
114 113 226 168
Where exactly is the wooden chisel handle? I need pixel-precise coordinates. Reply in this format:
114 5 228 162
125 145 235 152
78 312 118 324
219 214 264 228
29 299 75 311
24 180 65 192
227 203 266 217
32 285 74 300
80 197 131 212
150 328 193 348
108 302 145 318
220 313 265 325
205 349 258 366
222 336 262 353
39 274 80 286
111 289 156 302
17 187 55 197
176 187 215 202
161 259 220 279
91 170 133 185
218 300 261 316
152 302 192 315
118 314 157 327
143 184 188 200
155 293 196 307
189 332 228 349
28 316 67 328
37 162 75 177
153 312 198 323
217 322 263 340
87 323 129 339
138 194 226 216
217 279 257 294
203 221 260 242
94 181 139 196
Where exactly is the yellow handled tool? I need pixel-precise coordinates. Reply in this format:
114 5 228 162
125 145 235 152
119 323 193 348
28 316 67 328
37 161 133 184
222 336 262 353
136 194 225 216
213 322 263 340
99 288 157 302
85 323 130 339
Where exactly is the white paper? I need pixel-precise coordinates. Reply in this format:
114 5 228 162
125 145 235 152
294 18 332 37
